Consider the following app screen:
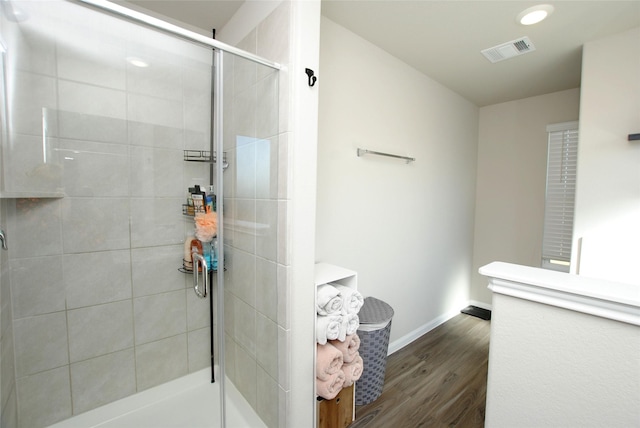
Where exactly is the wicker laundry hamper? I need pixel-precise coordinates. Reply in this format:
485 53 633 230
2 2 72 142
355 297 394 405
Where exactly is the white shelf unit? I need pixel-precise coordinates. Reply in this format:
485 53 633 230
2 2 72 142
314 262 358 428
314 262 357 290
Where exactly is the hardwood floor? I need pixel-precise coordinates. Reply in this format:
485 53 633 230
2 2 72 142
351 314 491 428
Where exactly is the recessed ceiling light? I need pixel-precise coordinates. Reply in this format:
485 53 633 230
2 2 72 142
517 4 554 26
126 57 149 68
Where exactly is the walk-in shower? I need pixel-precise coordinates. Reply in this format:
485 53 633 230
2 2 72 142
0 0 282 426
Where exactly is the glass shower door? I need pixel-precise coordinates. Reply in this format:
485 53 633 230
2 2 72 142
0 1 216 425
218 49 281 428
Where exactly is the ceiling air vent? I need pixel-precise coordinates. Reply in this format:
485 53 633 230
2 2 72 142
481 36 535 63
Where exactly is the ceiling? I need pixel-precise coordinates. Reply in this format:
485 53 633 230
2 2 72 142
121 0 640 107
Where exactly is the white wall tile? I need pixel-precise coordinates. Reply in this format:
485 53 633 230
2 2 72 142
224 290 236 339
135 334 188 391
256 313 278 379
59 139 129 197
70 349 136 414
58 80 127 120
256 75 279 139
234 345 257 409
129 146 184 198
231 199 257 253
255 136 278 200
1 324 16 416
134 290 186 345
234 54 258 94
233 297 256 357
256 257 277 322
277 200 290 266
9 28 57 76
6 198 62 259
127 93 183 129
187 327 210 373
129 197 184 248
224 332 237 383
233 90 258 143
14 312 68 377
256 2 291 67
256 366 279 428
61 198 130 253
229 249 256 306
9 72 57 136
16 366 71 428
57 41 126 90
126 58 182 101
277 264 290 329
67 300 133 363
129 121 183 149
256 200 277 262
131 245 184 297
63 250 132 309
182 63 211 134
10 256 65 318
1 386 17 428
277 326 289 389
186 285 209 331
2 133 63 194
234 137 257 199
58 111 127 144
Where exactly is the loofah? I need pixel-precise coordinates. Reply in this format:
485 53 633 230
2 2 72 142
194 212 217 242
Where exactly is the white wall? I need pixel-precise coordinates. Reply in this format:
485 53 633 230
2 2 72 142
572 27 640 285
317 17 478 348
471 89 581 304
485 292 639 428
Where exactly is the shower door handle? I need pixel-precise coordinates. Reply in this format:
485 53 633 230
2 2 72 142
0 229 6 250
192 251 208 298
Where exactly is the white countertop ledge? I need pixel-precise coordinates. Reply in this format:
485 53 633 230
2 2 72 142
479 262 640 326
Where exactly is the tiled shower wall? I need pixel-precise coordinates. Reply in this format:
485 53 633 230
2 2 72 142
0 3 216 427
1 198 18 428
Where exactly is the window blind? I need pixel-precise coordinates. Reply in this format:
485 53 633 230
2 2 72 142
542 121 579 272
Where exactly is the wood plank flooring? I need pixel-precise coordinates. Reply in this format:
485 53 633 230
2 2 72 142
351 314 491 428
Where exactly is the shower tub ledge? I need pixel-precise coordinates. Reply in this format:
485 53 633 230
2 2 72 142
48 368 266 428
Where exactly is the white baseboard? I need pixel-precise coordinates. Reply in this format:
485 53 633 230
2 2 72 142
387 300 492 355
387 308 459 355
467 300 492 311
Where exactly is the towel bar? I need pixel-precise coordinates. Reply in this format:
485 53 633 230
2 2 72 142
357 148 415 163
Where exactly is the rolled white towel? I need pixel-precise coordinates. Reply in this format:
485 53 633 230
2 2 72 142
316 284 343 316
332 284 364 315
339 313 359 342
316 314 343 345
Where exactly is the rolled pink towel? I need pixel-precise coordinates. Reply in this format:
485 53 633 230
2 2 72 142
342 353 363 388
316 343 344 381
329 334 360 364
316 370 345 400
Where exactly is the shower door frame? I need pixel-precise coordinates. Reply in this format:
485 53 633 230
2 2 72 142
72 2 281 427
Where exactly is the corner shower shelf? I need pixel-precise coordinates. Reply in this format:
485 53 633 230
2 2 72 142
183 150 229 170
184 150 214 162
182 204 207 217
